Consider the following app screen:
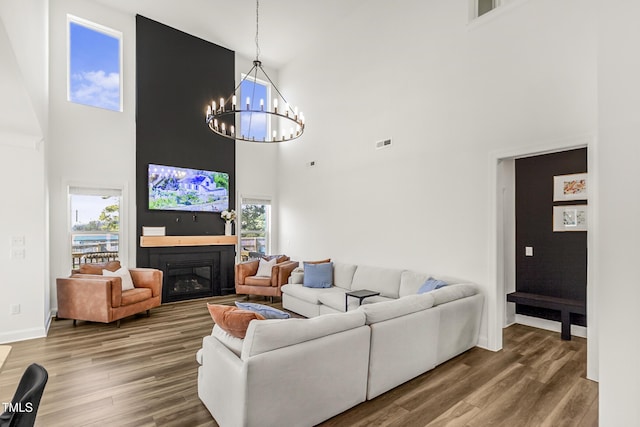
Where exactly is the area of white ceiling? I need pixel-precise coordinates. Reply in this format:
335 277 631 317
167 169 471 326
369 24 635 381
92 0 364 68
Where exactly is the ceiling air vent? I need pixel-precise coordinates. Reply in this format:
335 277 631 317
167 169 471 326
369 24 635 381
375 139 392 150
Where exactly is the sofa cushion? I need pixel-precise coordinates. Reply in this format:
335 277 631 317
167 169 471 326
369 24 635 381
303 262 334 288
235 302 291 319
351 265 403 298
211 324 244 357
207 304 265 338
358 294 436 324
281 283 344 305
417 278 448 294
241 310 366 360
120 287 152 305
333 262 358 290
399 270 430 297
431 284 478 306
103 266 135 291
244 276 272 287
77 260 121 275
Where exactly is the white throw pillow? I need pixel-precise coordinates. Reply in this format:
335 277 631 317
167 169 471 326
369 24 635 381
103 266 135 291
255 258 277 277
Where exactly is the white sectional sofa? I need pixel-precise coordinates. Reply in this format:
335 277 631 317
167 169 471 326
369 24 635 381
197 262 483 427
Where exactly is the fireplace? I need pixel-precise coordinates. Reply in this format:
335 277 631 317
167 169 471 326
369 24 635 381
145 244 236 303
165 260 215 302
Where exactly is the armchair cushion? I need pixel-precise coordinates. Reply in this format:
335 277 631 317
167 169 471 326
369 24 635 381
121 288 152 306
103 267 135 290
256 258 277 277
245 276 272 287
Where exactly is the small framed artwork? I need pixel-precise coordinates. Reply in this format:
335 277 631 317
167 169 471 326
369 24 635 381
553 173 588 201
553 205 588 232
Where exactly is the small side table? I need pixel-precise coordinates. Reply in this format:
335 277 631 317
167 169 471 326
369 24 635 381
345 289 381 312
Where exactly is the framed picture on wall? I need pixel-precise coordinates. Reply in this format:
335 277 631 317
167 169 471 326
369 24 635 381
553 205 588 232
553 173 588 201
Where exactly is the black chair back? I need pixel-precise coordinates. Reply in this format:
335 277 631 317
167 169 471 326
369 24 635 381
0 363 48 427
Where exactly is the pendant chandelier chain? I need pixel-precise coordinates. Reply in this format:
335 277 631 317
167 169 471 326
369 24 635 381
255 0 261 62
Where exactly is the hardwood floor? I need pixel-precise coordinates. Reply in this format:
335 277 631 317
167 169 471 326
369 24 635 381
0 297 597 427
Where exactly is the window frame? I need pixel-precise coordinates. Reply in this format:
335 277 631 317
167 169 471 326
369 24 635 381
67 184 127 271
238 196 272 261
239 74 272 141
67 14 124 112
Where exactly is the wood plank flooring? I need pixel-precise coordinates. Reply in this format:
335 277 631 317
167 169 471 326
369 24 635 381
0 297 597 427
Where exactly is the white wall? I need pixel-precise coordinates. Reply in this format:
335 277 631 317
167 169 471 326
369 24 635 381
0 0 48 343
597 0 640 424
47 0 137 310
277 0 597 350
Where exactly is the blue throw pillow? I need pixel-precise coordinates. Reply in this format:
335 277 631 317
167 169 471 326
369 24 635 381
235 302 291 319
303 262 333 288
417 277 448 294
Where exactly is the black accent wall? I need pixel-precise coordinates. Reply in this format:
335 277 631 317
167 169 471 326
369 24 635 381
136 16 236 276
515 148 587 326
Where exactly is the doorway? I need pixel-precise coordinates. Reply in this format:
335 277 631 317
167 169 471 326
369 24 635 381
489 137 597 381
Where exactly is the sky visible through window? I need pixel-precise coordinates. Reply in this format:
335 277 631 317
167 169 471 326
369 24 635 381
240 79 268 141
69 20 121 111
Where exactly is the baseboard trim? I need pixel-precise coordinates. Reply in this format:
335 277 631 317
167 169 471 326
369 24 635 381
0 327 47 345
514 314 587 338
476 334 490 350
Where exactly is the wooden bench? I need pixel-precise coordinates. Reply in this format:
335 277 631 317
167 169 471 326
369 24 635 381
506 292 586 340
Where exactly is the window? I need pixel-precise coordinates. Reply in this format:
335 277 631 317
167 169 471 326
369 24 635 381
239 76 270 141
67 15 123 112
473 0 524 19
478 0 495 16
239 198 271 260
69 186 122 269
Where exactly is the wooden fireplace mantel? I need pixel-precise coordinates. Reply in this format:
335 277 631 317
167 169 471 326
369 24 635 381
140 235 238 248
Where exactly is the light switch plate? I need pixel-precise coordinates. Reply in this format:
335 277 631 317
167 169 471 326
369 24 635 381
525 246 533 257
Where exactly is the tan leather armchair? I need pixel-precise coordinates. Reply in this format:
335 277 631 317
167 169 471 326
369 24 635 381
235 256 299 299
56 262 163 327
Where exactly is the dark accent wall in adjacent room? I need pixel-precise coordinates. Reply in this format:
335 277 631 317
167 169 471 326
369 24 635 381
515 148 587 326
136 16 236 278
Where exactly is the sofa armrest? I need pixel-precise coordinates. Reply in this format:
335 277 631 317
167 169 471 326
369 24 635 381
235 259 260 286
129 268 163 297
271 261 300 288
57 276 122 316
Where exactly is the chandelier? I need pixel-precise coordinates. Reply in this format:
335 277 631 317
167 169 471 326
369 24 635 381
205 0 305 143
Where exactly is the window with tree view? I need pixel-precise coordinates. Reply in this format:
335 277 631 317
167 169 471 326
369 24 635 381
69 187 121 269
240 199 271 260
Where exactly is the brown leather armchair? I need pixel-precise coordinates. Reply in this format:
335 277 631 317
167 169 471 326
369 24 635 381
235 256 299 299
56 261 163 327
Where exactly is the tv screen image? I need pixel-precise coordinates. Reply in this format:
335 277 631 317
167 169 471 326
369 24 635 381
148 164 229 212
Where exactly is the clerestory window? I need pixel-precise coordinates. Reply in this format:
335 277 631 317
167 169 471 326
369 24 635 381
67 15 123 112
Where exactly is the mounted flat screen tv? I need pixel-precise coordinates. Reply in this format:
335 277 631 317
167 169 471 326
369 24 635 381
148 163 229 212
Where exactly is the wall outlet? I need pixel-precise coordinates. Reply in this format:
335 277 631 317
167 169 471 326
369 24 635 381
10 248 25 259
11 235 25 246
525 246 533 257
10 304 20 315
